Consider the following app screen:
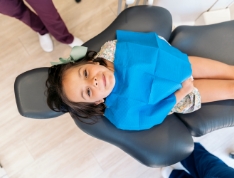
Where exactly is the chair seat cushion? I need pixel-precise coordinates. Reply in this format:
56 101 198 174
14 6 194 167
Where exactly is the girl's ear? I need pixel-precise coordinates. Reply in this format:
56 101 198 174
95 99 104 105
94 61 100 65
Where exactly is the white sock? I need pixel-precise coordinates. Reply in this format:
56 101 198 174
126 0 135 5
69 37 83 47
171 162 189 174
161 166 173 178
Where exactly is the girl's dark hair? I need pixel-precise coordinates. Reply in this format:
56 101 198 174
46 51 108 124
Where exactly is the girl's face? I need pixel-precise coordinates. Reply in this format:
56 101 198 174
62 62 115 104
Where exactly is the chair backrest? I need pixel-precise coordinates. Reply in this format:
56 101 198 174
14 6 193 167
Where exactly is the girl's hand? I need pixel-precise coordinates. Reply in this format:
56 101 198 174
181 76 194 96
175 77 194 104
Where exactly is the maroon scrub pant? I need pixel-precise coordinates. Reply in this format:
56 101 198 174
0 0 74 44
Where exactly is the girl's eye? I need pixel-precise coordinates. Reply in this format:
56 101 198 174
87 88 91 97
84 70 88 78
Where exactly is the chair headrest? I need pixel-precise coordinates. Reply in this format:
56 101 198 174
14 67 63 119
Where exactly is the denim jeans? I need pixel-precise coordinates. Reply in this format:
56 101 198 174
169 143 234 178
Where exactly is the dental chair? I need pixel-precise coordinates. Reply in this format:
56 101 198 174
14 6 234 167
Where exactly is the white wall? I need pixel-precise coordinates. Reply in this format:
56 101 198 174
230 2 234 19
153 0 234 26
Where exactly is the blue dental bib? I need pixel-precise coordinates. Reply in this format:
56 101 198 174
104 30 192 130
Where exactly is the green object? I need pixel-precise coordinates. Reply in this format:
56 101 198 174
51 46 87 66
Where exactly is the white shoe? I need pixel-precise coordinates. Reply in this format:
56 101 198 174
68 37 83 48
0 166 9 178
37 33 53 52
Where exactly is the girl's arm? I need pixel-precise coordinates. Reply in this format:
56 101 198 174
175 77 194 104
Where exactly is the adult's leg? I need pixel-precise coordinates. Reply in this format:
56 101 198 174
0 0 47 35
181 143 234 178
26 0 74 44
189 56 234 80
169 170 193 178
193 79 234 103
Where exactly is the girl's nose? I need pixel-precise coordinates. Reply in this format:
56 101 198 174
93 77 98 86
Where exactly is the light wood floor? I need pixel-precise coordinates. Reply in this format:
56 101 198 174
0 0 233 178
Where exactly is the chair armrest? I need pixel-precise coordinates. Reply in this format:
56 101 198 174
74 114 193 167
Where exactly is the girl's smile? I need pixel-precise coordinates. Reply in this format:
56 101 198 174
103 74 106 87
